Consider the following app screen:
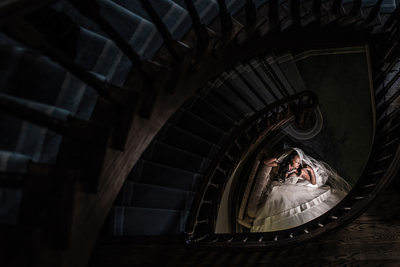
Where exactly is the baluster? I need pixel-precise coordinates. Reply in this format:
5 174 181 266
385 87 400 106
378 138 399 150
331 0 343 14
140 0 190 60
374 57 400 87
211 237 219 243
183 0 216 69
382 5 400 30
270 0 280 25
349 0 362 16
259 0 279 36
217 0 233 37
139 0 191 92
385 108 400 124
67 0 145 71
313 0 323 16
362 183 377 188
362 0 384 24
238 0 270 43
291 0 301 28
214 0 243 47
381 120 400 135
376 72 400 101
245 0 257 28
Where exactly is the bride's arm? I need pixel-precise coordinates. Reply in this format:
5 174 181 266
263 157 278 167
305 165 316 185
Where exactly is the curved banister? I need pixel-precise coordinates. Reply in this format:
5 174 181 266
185 90 318 240
184 15 400 246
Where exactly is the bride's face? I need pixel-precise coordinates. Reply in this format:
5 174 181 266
290 155 301 169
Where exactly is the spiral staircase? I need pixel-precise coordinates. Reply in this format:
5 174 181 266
0 0 400 266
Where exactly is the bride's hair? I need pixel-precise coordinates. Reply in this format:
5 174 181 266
277 149 302 181
278 147 352 193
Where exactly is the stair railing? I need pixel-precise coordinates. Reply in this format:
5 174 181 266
184 21 400 247
185 90 319 244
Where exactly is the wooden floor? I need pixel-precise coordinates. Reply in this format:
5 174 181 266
90 180 400 266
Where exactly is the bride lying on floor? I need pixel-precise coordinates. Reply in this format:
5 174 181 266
250 147 351 232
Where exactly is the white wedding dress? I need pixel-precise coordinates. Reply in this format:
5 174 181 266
250 148 350 232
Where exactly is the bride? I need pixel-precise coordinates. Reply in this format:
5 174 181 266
250 147 351 232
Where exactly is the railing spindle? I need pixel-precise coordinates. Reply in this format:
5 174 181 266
67 0 144 71
349 0 362 16
216 0 233 38
363 0 384 24
291 0 301 27
139 0 190 59
245 0 257 28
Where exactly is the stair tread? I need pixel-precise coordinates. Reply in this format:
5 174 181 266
185 96 237 132
157 123 221 159
248 58 286 100
129 160 201 191
142 141 211 173
110 206 189 235
264 55 296 96
275 52 307 93
117 181 195 210
171 110 229 144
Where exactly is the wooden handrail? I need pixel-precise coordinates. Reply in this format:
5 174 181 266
184 22 400 245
